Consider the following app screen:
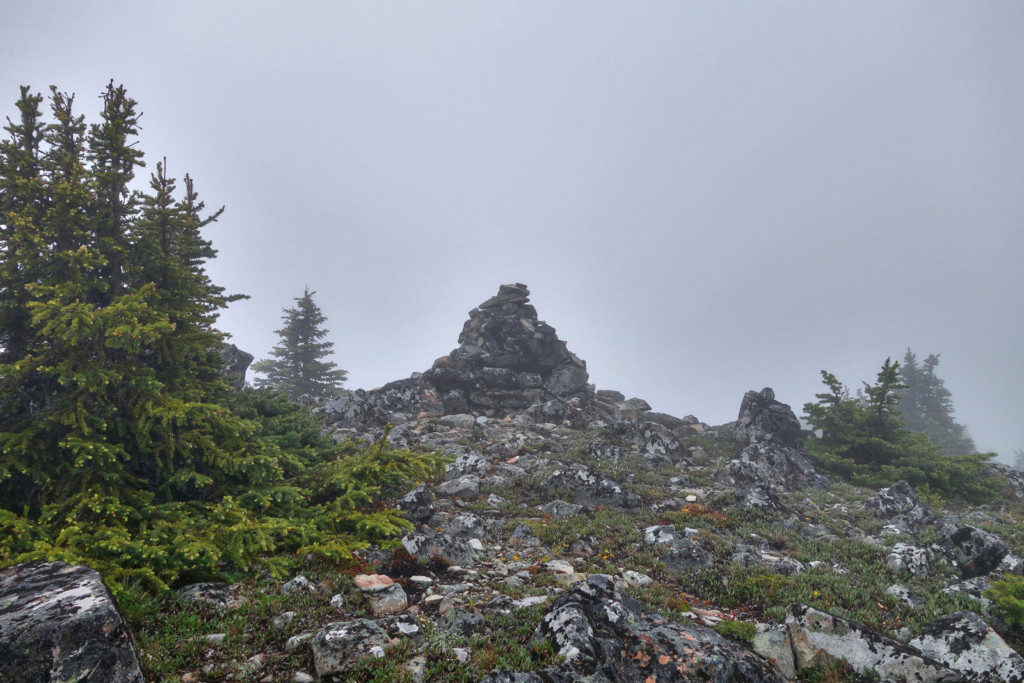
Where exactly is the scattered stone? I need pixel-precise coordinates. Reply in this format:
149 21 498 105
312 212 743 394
403 655 428 682
312 620 392 676
205 633 227 645
732 484 786 511
176 581 243 609
354 574 395 592
0 561 144 683
444 608 486 636
886 584 925 610
444 512 486 540
536 460 641 508
368 584 408 616
620 569 653 587
866 480 935 534
282 575 316 594
292 672 315 683
643 524 680 545
436 474 481 500
538 499 584 519
509 523 541 547
397 486 436 523
402 530 478 566
715 442 828 491
545 559 574 575
285 633 313 651
272 611 296 630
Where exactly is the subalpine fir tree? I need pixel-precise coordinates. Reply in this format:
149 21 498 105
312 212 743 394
0 85 439 591
0 86 46 365
253 288 347 400
803 358 999 502
897 349 975 455
804 358 906 468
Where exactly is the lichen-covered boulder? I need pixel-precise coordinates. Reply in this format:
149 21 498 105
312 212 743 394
714 443 828 492
866 480 935 534
401 529 477 566
0 560 144 683
536 460 641 509
528 574 783 681
886 543 932 576
910 611 1024 682
785 604 960 681
311 618 393 677
944 525 1008 578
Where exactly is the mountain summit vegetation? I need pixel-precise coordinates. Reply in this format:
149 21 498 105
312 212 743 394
0 84 439 592
802 358 998 503
3 88 1024 682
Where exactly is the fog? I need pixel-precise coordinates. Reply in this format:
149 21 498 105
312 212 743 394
4 2 1022 458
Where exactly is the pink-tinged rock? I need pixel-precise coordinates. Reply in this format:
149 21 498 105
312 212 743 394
353 574 394 592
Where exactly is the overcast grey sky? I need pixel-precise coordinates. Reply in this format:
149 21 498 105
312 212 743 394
4 2 1023 458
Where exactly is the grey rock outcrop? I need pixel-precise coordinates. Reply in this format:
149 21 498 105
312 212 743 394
536 460 641 509
944 525 1008 578
401 530 478 566
516 574 783 681
910 611 1024 682
220 343 254 390
715 443 828 492
0 560 144 683
984 462 1024 500
424 284 591 413
866 480 935 534
785 603 959 681
317 375 444 429
735 387 802 446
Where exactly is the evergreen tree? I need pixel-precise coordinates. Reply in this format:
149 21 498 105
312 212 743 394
804 358 905 468
897 349 975 455
253 288 347 400
0 86 46 365
87 81 144 303
804 358 999 502
0 85 439 592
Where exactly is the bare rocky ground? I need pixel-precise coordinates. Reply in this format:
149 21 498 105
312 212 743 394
4 284 1024 682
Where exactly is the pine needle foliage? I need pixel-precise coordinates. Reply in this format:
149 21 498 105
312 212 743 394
0 84 442 593
252 288 347 400
897 349 976 455
803 359 1000 503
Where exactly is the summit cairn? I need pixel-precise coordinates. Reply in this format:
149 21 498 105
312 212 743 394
424 283 591 413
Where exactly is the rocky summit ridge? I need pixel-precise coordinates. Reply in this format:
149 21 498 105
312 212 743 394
4 283 1024 682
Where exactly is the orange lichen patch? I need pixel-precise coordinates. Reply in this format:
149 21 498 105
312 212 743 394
657 655 671 665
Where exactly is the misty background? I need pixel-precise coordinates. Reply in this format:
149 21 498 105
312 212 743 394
3 3 1022 459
